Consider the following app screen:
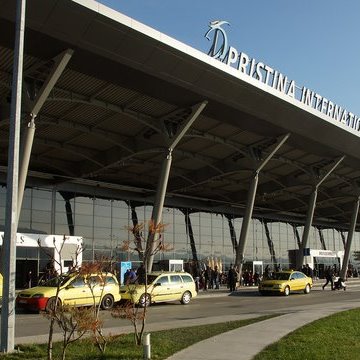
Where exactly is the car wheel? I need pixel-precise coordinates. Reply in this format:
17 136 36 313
139 293 151 308
180 291 191 305
101 294 114 310
46 297 61 312
304 283 311 294
284 286 290 296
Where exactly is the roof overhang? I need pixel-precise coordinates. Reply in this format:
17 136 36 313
1 0 360 229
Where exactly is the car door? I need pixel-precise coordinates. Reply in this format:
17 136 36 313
102 275 120 302
168 275 183 300
289 273 299 291
87 275 104 306
290 272 304 291
294 272 308 290
150 275 171 302
61 276 92 306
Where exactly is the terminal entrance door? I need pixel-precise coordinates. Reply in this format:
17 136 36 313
16 259 38 289
253 261 263 277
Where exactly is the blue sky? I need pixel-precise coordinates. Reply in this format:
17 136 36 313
98 1 360 116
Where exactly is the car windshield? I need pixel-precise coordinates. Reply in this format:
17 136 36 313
41 274 72 287
272 272 291 281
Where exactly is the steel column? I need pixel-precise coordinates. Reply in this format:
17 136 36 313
297 156 345 268
340 196 360 279
145 101 207 272
146 149 172 273
235 171 258 276
235 133 289 277
1 0 26 352
297 187 318 268
17 117 35 222
31 49 74 116
17 49 73 223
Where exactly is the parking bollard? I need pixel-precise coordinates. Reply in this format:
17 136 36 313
143 332 151 359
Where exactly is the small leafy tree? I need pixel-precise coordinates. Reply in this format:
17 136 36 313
112 220 171 346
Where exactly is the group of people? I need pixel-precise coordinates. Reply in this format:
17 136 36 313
188 263 237 292
123 264 146 285
191 263 266 293
199 264 258 292
301 264 315 279
200 265 221 291
241 269 261 287
197 263 261 293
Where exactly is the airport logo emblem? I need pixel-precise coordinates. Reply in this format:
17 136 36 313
205 20 230 62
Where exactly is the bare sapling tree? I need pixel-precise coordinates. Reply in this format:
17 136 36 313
38 235 87 360
43 304 95 360
77 256 117 354
112 220 172 345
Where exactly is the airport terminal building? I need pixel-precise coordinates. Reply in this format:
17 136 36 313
1 0 360 283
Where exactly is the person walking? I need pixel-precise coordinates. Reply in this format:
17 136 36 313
322 266 334 290
212 266 220 289
136 263 146 284
227 264 237 292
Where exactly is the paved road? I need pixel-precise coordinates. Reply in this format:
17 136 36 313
12 279 360 345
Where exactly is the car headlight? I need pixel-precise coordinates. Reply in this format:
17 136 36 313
32 293 45 298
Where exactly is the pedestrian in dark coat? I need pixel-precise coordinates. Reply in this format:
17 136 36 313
227 264 237 292
322 266 334 290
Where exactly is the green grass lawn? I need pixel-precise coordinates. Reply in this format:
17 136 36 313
254 308 360 360
2 309 359 360
0 314 275 360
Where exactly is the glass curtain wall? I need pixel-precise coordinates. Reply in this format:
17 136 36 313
0 186 359 271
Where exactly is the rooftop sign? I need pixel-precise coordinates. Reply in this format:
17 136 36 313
205 21 360 132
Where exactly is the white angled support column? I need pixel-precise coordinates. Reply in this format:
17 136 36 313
146 148 172 273
235 133 289 278
340 196 360 279
235 171 258 275
17 116 35 221
297 187 318 268
297 156 345 269
17 49 73 223
145 101 207 273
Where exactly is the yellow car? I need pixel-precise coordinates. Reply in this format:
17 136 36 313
258 270 313 296
16 272 121 312
120 271 197 307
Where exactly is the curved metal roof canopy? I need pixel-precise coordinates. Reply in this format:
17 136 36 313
1 0 360 230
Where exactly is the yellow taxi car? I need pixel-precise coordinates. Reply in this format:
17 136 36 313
16 272 121 312
258 270 313 296
120 271 197 307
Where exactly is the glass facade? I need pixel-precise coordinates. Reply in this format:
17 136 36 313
0 186 359 271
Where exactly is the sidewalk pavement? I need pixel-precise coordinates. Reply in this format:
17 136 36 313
166 279 360 360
